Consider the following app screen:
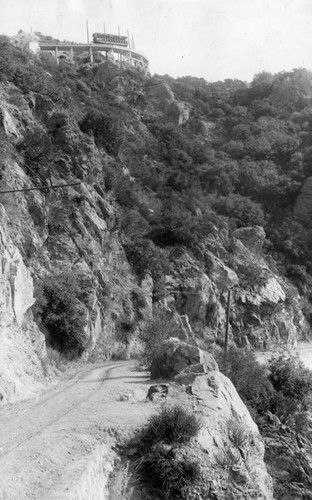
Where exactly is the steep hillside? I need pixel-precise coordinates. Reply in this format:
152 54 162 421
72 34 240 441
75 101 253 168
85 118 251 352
0 36 311 401
1 34 312 499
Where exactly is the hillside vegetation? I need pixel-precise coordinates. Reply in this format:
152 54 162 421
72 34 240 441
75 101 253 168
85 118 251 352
1 34 312 498
1 30 312 363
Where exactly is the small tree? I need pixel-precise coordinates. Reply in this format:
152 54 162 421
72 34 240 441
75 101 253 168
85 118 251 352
35 270 89 356
268 354 312 403
139 310 181 370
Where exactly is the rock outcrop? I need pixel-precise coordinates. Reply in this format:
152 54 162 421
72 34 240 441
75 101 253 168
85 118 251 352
262 412 312 499
163 224 308 350
0 58 310 406
152 341 273 499
150 337 218 379
0 204 48 402
144 77 191 125
191 372 273 499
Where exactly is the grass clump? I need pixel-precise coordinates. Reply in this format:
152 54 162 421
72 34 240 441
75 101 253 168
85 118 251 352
131 405 202 499
140 405 202 449
136 446 200 499
227 417 248 449
108 462 133 500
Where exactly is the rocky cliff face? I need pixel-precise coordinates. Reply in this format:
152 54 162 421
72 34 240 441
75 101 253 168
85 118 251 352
0 59 310 404
165 225 308 351
1 44 312 500
143 339 273 499
0 204 48 401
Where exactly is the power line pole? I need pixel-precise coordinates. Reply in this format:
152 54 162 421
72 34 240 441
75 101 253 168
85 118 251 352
86 20 90 44
224 288 232 373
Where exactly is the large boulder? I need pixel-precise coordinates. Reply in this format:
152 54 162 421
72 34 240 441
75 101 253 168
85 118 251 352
190 372 273 499
150 338 218 379
156 369 274 499
205 250 239 291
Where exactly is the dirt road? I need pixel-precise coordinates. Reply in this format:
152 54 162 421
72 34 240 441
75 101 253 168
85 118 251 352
0 360 154 499
256 342 312 370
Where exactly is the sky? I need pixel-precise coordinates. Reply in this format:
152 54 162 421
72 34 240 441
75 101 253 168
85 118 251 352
0 0 312 82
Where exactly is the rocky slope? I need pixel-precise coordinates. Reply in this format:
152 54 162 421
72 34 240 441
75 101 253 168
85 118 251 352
0 202 48 401
1 37 312 499
0 46 310 402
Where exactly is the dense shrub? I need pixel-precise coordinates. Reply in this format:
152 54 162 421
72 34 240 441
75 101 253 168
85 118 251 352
286 265 312 296
35 270 89 356
120 208 150 240
215 346 275 416
133 405 202 499
148 203 201 247
216 346 312 427
112 174 138 208
136 447 200 500
140 405 202 448
139 310 181 370
124 239 171 300
212 193 265 228
17 128 52 170
268 354 312 403
79 110 122 155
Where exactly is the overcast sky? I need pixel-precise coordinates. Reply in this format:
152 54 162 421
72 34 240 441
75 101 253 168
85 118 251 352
1 0 312 82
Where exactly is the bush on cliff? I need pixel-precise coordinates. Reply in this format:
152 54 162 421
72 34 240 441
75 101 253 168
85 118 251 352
133 405 202 499
212 193 265 228
136 448 200 500
268 354 312 409
79 110 123 155
124 239 171 301
139 405 202 448
139 310 181 371
216 346 312 427
216 346 275 417
35 270 88 356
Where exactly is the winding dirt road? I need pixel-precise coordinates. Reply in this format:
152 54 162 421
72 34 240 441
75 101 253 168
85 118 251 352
0 361 154 499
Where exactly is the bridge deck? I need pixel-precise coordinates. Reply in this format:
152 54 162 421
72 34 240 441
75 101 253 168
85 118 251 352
39 43 149 65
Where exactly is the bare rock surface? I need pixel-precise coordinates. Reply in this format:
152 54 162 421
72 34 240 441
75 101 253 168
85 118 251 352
144 360 274 499
139 339 273 498
190 371 273 499
233 225 265 254
150 337 218 379
0 204 48 402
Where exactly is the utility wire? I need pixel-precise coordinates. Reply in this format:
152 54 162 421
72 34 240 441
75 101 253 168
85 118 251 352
0 182 81 194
